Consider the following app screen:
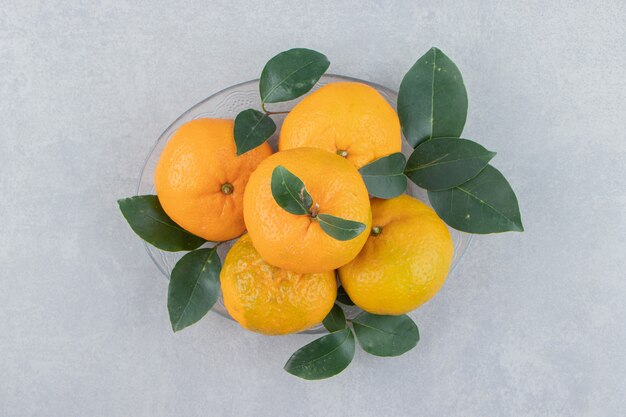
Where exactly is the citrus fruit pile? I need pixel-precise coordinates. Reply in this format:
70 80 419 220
118 47 522 380
154 81 453 335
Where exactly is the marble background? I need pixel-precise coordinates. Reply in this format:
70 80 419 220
1 1 625 416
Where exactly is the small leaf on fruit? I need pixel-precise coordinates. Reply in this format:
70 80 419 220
118 195 205 251
284 328 355 380
168 247 221 332
322 304 346 332
352 312 419 357
271 165 313 215
405 137 496 190
317 213 366 241
398 47 468 147
234 109 276 155
260 48 330 103
359 152 407 199
428 164 523 233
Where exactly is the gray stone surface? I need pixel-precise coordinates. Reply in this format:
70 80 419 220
1 1 625 416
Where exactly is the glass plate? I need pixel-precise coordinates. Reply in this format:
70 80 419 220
137 74 472 334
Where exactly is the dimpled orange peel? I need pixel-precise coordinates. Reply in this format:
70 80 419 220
220 234 337 335
339 195 454 315
243 147 372 273
154 118 272 241
279 82 402 168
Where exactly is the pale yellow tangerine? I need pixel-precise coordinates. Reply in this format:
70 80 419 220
339 195 454 315
220 234 337 335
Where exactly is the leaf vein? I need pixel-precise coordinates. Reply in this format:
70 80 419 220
291 331 350 370
429 48 437 141
263 60 321 103
174 249 216 329
455 186 516 225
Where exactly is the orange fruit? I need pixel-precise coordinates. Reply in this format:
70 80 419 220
220 234 337 335
155 118 272 242
243 147 372 273
279 82 402 168
339 195 453 315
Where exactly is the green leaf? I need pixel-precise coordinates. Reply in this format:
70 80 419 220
234 108 276 155
398 47 468 148
322 304 346 332
428 165 524 233
284 328 355 380
118 195 205 251
405 138 496 191
352 312 419 357
260 48 330 103
359 152 408 198
336 285 355 306
168 247 221 332
317 213 366 241
271 165 313 215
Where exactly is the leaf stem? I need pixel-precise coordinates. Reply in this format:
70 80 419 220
309 202 320 218
261 102 290 116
